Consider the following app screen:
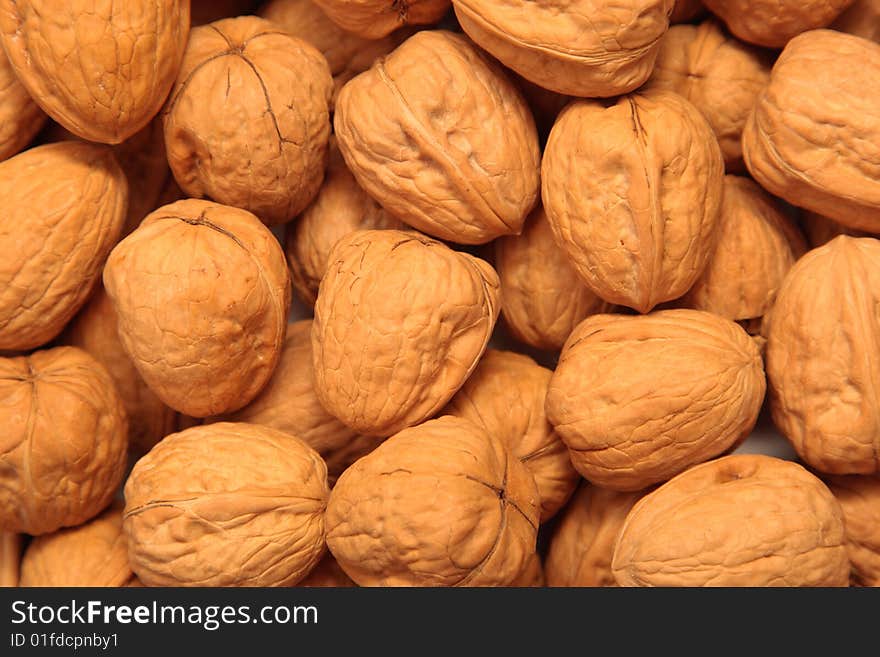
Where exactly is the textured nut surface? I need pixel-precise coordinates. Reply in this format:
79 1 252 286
124 422 329 587
612 455 850 586
313 229 500 436
326 416 540 586
495 205 613 351
833 0 880 41
509 553 545 587
334 30 540 244
765 236 880 475
164 16 332 225
322 434 387 486
646 20 771 171
445 349 579 522
103 199 291 418
542 90 724 313
681 176 806 321
453 0 673 98
297 553 356 587
0 533 21 587
545 485 644 587
0 347 128 535
0 0 189 144
824 475 880 586
0 49 45 161
311 0 449 39
547 309 765 491
0 141 127 351
743 30 880 232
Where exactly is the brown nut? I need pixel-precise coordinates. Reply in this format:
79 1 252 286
765 236 880 475
702 0 854 47
671 0 705 22
124 422 329 587
612 455 850 586
832 0 880 41
0 533 22 587
824 475 880 586
0 347 128 535
646 20 772 171
452 0 673 98
313 229 500 436
0 142 127 351
20 504 135 587
322 434 387 486
445 349 579 522
103 199 291 418
326 416 540 586
545 485 645 587
743 31 880 232
310 0 449 39
297 553 356 587
0 49 45 161
509 553 545 588
164 16 333 225
542 90 724 313
801 211 874 248
0 1 189 144
334 30 540 245
546 309 766 491
681 175 806 322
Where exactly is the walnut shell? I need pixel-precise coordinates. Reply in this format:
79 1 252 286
509 553 545 588
164 16 333 225
313 229 500 436
0 49 45 161
0 142 127 351
765 236 880 475
612 455 850 586
0 533 21 587
0 347 128 535
322 434 387 486
453 0 674 98
20 504 135 587
297 553 356 587
104 199 291 418
542 90 724 313
334 30 540 245
326 416 540 586
702 0 854 47
445 349 579 522
671 0 705 22
743 31 880 232
801 211 874 248
646 20 772 171
681 175 806 321
824 475 880 586
311 0 450 39
546 309 766 491
124 422 329 587
545 485 645 587
833 0 880 41
0 0 189 144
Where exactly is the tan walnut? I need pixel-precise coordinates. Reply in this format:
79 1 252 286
124 422 329 587
832 0 880 41
0 347 128 535
322 434 387 487
824 475 880 586
445 349 579 522
164 16 333 225
546 309 765 491
743 30 880 233
312 229 500 436
509 553 545 588
542 90 724 313
0 0 189 144
765 236 880 475
612 455 851 586
326 416 540 586
453 0 674 98
0 142 127 351
0 533 21 587
0 49 45 161
334 30 540 245
310 0 450 39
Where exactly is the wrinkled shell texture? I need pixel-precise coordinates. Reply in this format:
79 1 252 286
545 485 644 587
646 20 771 171
0 347 128 536
311 0 450 39
0 141 127 351
509 552 545 587
0 0 189 144
547 310 765 491
496 205 613 351
334 30 540 244
0 49 45 161
124 423 329 587
766 236 880 475
445 350 578 522
453 0 674 97
613 455 850 586
20 505 134 587
542 90 724 313
824 475 880 586
682 176 806 321
312 230 500 436
164 16 333 225
103 199 291 418
326 416 540 586
322 434 387 486
833 0 880 41
0 532 21 586
743 31 880 233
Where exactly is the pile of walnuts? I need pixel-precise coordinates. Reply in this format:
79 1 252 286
0 0 878 588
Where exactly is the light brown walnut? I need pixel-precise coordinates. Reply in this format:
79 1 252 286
824 475 880 586
0 49 45 161
0 533 22 587
310 0 449 39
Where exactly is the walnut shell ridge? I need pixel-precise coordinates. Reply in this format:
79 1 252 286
824 475 880 586
311 0 450 39
0 49 45 161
